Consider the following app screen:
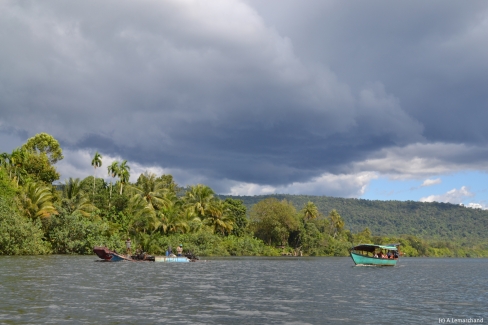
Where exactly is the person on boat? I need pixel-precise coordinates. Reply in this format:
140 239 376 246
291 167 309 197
176 244 183 256
166 246 173 256
387 251 392 259
125 238 132 256
374 252 378 258
394 251 399 259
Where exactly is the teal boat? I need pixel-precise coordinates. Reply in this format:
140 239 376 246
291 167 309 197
349 244 400 266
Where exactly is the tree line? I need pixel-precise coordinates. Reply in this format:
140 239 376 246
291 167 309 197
1 133 487 257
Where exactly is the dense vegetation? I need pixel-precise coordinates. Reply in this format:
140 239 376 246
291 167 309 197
1 133 487 257
219 194 488 240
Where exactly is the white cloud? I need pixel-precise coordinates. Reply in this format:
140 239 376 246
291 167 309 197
227 172 378 197
420 186 474 204
351 142 488 180
465 202 486 210
421 178 441 187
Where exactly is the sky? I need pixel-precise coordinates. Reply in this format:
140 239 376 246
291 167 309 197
1 0 488 208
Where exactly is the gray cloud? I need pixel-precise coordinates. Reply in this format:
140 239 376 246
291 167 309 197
1 0 487 195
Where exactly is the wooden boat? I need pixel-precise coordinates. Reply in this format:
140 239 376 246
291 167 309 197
93 246 194 262
93 246 132 262
349 244 400 266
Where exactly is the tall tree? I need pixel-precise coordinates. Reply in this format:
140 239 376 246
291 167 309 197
62 178 96 217
302 201 319 221
9 148 28 186
118 160 130 195
91 151 102 196
107 161 119 205
328 209 345 238
205 200 234 235
22 133 64 164
129 172 169 214
224 198 248 237
184 184 215 219
249 198 299 246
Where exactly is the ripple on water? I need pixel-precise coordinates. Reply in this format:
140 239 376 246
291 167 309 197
0 256 487 324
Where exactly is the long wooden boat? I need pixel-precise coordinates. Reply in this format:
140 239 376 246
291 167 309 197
93 246 132 262
349 244 400 266
93 246 193 262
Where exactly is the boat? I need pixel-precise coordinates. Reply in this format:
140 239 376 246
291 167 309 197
349 244 400 266
93 246 133 262
93 246 196 262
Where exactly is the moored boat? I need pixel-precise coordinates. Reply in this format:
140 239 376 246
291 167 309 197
93 246 196 262
154 256 190 262
93 246 132 262
349 244 400 266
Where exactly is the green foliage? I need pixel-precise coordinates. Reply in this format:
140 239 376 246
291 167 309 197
22 132 64 164
220 194 488 241
46 213 124 254
249 198 300 246
0 196 50 255
225 198 248 237
22 152 60 184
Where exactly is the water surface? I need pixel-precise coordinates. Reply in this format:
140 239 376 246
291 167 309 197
0 256 486 324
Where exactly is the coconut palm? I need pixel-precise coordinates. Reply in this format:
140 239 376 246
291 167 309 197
10 148 28 185
329 209 345 238
19 181 57 219
62 177 96 217
157 192 190 234
130 172 170 210
184 184 215 219
0 152 9 169
91 151 102 196
302 201 319 221
107 161 119 206
179 206 202 233
118 160 130 195
205 200 234 235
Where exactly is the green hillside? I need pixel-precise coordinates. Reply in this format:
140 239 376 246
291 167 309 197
218 194 488 240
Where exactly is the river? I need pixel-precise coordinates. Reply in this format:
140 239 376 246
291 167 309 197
0 256 486 324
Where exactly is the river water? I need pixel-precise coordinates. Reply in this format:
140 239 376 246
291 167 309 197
0 256 486 324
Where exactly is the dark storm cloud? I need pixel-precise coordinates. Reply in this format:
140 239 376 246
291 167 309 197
246 0 488 143
1 0 487 194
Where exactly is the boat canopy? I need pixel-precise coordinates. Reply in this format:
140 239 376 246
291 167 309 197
351 244 399 252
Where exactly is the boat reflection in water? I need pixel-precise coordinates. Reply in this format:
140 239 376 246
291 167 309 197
349 244 400 266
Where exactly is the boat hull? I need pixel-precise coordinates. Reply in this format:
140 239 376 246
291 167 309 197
154 256 190 263
93 246 131 262
350 252 397 266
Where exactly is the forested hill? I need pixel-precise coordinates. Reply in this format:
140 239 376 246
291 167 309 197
218 194 488 240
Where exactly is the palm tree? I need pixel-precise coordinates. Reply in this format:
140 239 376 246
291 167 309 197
184 184 215 219
10 148 28 185
91 151 102 196
329 209 345 238
157 192 190 234
19 181 57 219
107 161 119 206
128 172 174 234
118 160 130 195
302 201 319 221
205 199 234 235
0 152 9 169
62 178 96 217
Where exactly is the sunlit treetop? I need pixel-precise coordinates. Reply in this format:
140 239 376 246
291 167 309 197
22 133 64 164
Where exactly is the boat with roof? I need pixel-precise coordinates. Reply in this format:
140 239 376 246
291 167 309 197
349 243 400 266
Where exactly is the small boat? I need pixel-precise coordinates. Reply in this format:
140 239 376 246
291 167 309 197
154 256 190 263
93 247 195 262
349 244 400 266
93 246 132 262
